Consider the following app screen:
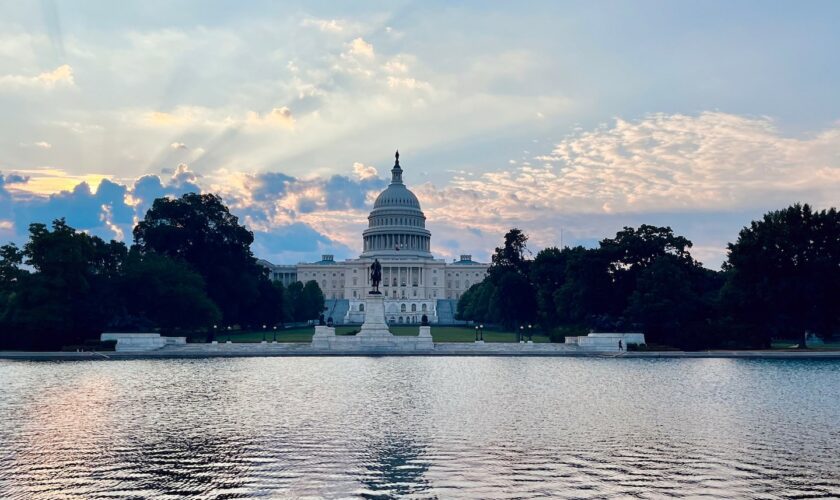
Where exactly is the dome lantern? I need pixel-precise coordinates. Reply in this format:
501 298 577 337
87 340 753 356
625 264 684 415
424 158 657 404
391 150 403 184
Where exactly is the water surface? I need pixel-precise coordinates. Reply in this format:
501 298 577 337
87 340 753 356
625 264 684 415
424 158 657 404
1 357 838 498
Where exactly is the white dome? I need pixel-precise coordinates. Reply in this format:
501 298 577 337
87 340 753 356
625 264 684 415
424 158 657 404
361 151 432 259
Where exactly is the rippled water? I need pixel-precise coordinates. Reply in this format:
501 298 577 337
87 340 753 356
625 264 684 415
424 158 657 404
1 357 839 499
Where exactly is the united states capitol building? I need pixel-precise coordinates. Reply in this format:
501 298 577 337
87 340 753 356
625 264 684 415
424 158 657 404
259 152 489 325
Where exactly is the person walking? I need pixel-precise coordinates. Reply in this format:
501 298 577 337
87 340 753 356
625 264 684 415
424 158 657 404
618 339 623 351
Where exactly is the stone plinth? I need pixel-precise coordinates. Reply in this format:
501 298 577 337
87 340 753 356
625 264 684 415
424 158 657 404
564 332 646 351
101 333 186 352
309 295 434 352
358 293 392 337
311 325 336 349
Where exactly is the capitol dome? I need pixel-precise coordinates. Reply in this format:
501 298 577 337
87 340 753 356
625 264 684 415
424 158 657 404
361 151 432 259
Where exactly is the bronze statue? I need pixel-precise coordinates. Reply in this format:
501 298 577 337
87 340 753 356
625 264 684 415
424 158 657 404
370 258 382 294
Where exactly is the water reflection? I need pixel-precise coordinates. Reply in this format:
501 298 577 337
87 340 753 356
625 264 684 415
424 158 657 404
358 434 430 498
0 358 839 498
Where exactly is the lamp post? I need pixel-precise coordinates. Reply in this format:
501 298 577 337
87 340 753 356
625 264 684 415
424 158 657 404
475 325 479 341
272 325 278 342
479 324 484 341
262 324 267 342
226 325 232 342
212 324 217 343
528 324 533 342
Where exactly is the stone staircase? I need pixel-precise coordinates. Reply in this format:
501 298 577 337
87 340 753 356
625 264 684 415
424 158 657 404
323 299 350 324
435 299 467 325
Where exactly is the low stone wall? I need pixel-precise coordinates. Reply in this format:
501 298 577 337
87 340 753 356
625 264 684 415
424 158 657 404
100 333 187 352
564 333 646 351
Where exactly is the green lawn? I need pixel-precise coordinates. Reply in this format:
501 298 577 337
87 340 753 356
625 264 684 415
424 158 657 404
193 325 552 343
771 339 840 350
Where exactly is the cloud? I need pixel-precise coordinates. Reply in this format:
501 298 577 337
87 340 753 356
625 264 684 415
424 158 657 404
138 105 295 130
346 37 374 59
404 112 840 266
300 18 345 33
246 107 296 129
19 141 52 149
387 76 432 92
0 64 75 89
427 112 839 220
4 112 838 268
170 142 188 150
352 162 378 180
246 171 295 201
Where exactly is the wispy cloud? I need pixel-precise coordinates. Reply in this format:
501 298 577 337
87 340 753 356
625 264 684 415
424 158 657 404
0 64 74 89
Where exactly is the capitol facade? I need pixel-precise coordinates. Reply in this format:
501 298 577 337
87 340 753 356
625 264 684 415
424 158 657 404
259 152 489 325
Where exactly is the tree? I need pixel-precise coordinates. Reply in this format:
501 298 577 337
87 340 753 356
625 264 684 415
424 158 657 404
490 228 530 279
298 280 325 322
0 219 128 349
554 246 614 325
599 225 697 315
530 247 568 330
480 228 537 329
625 255 722 349
249 280 285 329
722 204 840 348
118 250 221 332
133 193 270 326
490 271 536 329
285 281 303 322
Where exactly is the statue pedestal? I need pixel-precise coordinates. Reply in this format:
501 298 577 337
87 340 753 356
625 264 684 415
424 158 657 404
310 293 433 351
358 294 392 337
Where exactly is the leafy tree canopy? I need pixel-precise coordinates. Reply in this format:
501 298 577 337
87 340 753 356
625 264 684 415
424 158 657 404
133 193 268 326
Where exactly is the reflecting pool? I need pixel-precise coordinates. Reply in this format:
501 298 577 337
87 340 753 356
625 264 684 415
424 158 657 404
1 357 838 498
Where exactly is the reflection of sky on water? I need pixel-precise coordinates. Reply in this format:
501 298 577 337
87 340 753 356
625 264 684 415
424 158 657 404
357 434 430 498
1 358 839 498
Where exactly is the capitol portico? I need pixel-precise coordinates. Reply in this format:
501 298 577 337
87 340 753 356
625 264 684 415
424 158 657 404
260 152 489 325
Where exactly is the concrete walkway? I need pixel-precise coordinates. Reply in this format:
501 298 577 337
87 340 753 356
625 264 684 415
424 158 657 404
1 343 840 360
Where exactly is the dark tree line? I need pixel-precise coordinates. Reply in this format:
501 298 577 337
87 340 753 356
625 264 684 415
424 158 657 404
458 204 840 349
0 193 324 350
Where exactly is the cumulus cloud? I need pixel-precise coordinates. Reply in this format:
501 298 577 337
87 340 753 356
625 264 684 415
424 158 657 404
352 162 378 180
346 37 374 59
170 142 188 150
424 112 839 223
406 112 840 265
4 112 839 268
246 107 296 129
0 64 75 89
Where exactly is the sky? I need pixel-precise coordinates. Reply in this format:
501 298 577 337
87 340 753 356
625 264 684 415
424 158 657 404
1 1 839 269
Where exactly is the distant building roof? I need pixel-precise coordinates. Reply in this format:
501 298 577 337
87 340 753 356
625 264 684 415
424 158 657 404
450 254 484 265
311 254 338 265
